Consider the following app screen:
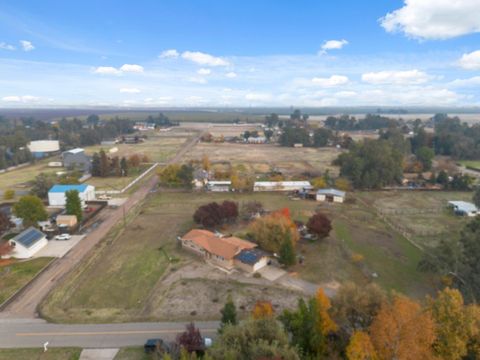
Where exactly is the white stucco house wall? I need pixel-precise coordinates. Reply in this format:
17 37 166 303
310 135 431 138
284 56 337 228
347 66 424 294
9 227 48 259
48 184 96 207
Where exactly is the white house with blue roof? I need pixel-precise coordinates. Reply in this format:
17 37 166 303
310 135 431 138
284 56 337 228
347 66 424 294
9 227 48 259
48 184 95 207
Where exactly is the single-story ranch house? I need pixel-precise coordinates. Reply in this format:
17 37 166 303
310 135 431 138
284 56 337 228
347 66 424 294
206 181 231 192
9 227 48 259
179 229 269 272
48 184 96 207
316 188 346 203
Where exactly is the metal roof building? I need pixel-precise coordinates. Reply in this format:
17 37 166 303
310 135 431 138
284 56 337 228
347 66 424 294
48 184 95 207
448 201 479 217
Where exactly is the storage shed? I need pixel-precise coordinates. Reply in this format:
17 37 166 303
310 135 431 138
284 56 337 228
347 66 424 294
316 188 346 203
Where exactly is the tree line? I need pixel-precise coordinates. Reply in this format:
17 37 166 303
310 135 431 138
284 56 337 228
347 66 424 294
154 283 480 359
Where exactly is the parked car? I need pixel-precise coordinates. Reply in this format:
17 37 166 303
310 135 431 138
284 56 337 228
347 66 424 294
84 207 93 213
144 338 170 354
55 233 71 241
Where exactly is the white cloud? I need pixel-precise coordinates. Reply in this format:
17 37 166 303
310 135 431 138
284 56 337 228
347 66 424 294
361 69 432 84
119 64 144 73
93 66 122 75
335 91 357 98
20 40 34 51
93 64 144 75
320 39 348 52
381 0 480 40
225 72 237 78
197 68 211 75
459 50 480 70
187 77 208 84
181 51 229 66
311 75 349 87
2 96 20 102
450 76 480 87
245 92 273 102
0 42 15 51
2 95 40 103
159 49 179 58
119 87 141 93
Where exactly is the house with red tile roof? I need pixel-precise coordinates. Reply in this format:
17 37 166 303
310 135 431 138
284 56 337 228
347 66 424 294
180 229 269 272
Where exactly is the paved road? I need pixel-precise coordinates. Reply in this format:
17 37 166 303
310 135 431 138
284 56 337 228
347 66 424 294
1 131 203 319
1 175 159 318
0 319 219 348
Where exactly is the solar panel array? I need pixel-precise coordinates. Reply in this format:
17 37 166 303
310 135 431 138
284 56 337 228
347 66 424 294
14 227 45 248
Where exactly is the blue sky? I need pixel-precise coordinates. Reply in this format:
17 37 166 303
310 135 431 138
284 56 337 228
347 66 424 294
0 0 479 107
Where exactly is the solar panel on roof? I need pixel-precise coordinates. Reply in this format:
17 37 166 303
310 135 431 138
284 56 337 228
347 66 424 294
13 227 45 248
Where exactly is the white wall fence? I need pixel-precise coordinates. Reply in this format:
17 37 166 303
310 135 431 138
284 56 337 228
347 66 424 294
95 162 159 195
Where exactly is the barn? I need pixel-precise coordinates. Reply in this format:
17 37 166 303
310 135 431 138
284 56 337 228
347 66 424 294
48 184 96 207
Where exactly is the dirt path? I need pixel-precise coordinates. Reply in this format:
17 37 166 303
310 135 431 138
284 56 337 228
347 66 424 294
0 131 203 319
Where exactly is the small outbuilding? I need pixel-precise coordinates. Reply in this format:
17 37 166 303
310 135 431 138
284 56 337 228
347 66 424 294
316 188 346 203
206 181 231 192
448 201 479 217
55 215 78 228
253 181 312 192
48 184 96 207
9 227 48 259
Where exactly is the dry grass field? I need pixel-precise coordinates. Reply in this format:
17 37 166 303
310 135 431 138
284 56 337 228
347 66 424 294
0 159 60 191
356 191 472 249
186 142 342 177
40 190 434 323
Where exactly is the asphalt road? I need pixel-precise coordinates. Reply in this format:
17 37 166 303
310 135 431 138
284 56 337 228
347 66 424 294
0 319 219 348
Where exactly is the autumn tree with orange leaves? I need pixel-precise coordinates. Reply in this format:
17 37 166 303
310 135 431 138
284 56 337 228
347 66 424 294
248 209 299 253
369 295 436 360
346 331 377 360
252 300 274 319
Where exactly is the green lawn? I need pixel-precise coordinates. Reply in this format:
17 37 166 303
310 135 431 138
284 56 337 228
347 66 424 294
114 347 152 360
0 159 60 190
0 257 53 304
0 348 81 360
459 160 480 170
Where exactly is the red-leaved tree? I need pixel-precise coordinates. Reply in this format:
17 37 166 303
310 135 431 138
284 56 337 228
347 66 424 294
176 322 204 353
307 213 332 239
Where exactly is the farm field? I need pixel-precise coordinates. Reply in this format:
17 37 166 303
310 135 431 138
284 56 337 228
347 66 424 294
0 159 60 191
356 190 472 249
185 142 342 177
65 111 265 123
84 128 193 164
41 190 433 323
0 257 53 304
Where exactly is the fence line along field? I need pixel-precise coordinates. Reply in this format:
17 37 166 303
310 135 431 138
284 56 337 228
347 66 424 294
40 190 434 324
356 191 472 249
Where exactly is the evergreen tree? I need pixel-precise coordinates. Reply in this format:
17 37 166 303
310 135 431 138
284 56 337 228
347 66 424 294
219 296 237 333
65 190 83 222
99 149 109 177
279 232 296 267
120 157 128 176
91 152 101 177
